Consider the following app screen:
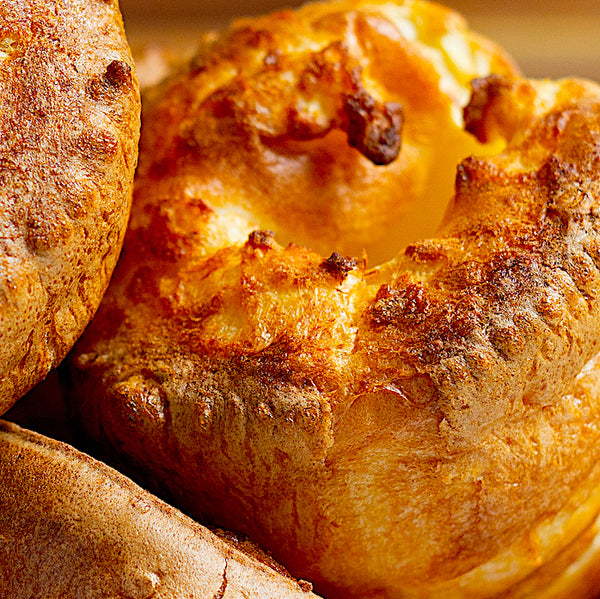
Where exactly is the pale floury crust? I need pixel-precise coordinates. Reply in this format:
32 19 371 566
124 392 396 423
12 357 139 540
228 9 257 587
67 0 600 597
0 0 140 413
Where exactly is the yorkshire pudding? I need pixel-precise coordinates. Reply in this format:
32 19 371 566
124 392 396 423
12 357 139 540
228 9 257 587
67 1 600 597
0 0 140 413
0 420 319 598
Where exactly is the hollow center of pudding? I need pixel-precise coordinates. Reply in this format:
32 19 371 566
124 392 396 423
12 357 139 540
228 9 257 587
181 6 517 268
249 122 498 267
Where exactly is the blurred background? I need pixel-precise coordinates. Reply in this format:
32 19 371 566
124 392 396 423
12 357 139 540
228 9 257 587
119 0 600 82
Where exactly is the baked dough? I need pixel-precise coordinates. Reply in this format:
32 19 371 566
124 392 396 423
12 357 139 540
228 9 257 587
126 0 517 265
0 0 140 413
0 420 318 598
66 1 600 597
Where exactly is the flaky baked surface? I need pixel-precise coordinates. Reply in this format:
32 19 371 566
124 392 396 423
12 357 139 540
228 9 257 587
0 0 140 413
0 420 318 598
66 0 600 597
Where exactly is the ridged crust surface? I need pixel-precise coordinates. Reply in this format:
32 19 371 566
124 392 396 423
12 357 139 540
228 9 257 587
0 0 140 413
0 420 318 598
66 1 600 597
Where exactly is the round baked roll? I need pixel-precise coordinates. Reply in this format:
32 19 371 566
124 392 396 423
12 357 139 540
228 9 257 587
0 420 318 598
0 0 140 414
66 1 600 597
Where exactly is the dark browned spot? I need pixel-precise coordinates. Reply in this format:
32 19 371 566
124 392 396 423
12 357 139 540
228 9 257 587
343 88 403 165
88 60 133 101
298 579 314 593
321 252 357 281
104 59 132 90
247 229 275 250
463 76 501 143
463 74 535 144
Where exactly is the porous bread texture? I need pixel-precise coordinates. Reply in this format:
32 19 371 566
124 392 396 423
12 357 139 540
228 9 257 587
67 0 600 597
0 420 318 598
0 0 140 413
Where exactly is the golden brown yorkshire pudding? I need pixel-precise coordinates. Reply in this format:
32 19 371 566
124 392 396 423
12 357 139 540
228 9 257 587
67 1 600 597
0 0 140 414
0 420 319 598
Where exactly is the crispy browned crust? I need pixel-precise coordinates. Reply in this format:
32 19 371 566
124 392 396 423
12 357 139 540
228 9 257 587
0 420 318 598
0 0 140 413
64 1 600 597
